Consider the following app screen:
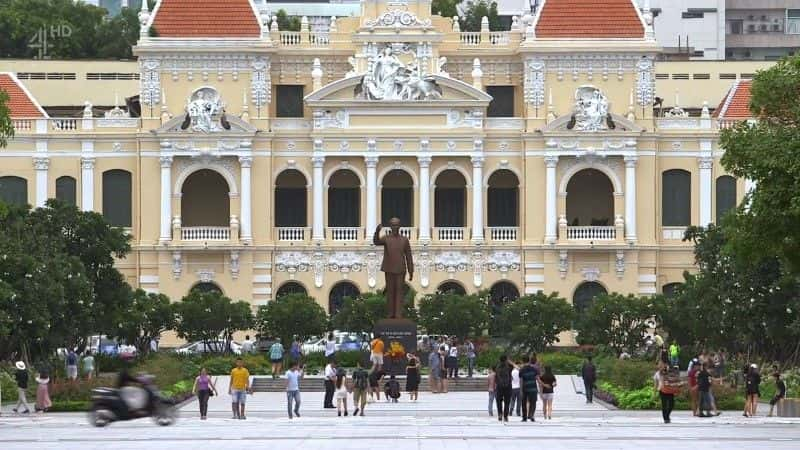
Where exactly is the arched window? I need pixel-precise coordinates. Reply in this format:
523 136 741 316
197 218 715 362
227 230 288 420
487 170 519 227
102 169 132 227
716 175 737 222
436 281 466 296
275 170 307 227
662 282 683 299
434 170 467 227
573 281 607 315
190 282 223 295
381 169 414 227
566 169 614 226
329 281 360 314
489 281 519 335
0 176 28 206
55 176 77 205
181 169 230 227
275 281 308 299
328 170 361 227
662 169 691 226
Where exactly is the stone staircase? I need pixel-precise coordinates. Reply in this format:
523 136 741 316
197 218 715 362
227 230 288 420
252 376 487 392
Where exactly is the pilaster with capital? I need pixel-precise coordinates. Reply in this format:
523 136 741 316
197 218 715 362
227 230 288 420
239 156 253 243
471 155 485 242
698 156 713 225
365 155 379 238
81 157 95 211
312 154 326 241
624 156 638 242
159 156 173 243
418 155 432 243
33 157 49 207
544 156 559 243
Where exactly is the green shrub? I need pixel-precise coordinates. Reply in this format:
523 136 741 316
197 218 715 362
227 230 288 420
605 359 655 390
49 400 89 412
1 369 16 400
537 353 585 374
94 353 131 373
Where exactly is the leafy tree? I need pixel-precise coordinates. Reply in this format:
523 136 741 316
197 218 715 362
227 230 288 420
497 292 574 353
117 289 175 355
432 0 462 19
576 293 656 356
275 9 301 32
0 90 13 148
331 289 418 333
173 290 252 353
720 56 800 276
255 292 327 346
459 1 502 32
417 292 489 339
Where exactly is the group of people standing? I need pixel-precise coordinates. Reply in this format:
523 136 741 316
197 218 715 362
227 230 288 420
487 354 557 423
426 337 477 394
8 349 96 416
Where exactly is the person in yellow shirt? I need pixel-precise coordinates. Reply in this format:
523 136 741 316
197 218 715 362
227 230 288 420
229 358 251 420
370 337 385 371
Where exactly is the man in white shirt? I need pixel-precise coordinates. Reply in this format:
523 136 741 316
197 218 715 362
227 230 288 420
241 335 254 354
323 361 337 409
509 361 521 416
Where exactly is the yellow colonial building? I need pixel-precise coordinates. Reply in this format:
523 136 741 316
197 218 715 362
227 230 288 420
0 0 759 341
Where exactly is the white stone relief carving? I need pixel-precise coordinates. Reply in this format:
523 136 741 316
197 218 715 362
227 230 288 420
313 109 346 129
365 9 431 27
366 252 380 288
446 109 483 128
357 46 442 101
250 57 271 108
140 58 161 106
418 250 431 288
484 251 521 276
472 251 483 288
435 251 469 273
312 251 325 288
197 269 215 283
275 251 311 278
186 87 224 133
230 251 240 280
573 86 609 132
581 267 601 282
615 250 625 279
524 58 545 107
636 58 654 107
172 252 182 279
328 251 363 276
558 250 568 279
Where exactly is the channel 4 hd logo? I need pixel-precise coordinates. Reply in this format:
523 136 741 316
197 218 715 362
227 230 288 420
28 25 73 60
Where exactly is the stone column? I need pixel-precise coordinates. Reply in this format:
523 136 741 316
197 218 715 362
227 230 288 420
81 157 95 211
365 155 379 238
624 156 638 242
471 155 485 242
312 155 325 241
698 156 713 226
239 156 253 243
544 156 559 243
33 157 49 207
418 156 432 243
159 156 173 243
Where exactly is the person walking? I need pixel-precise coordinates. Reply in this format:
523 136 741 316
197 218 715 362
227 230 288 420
406 356 420 401
192 367 217 420
368 366 385 402
697 363 716 418
654 364 675 423
539 365 557 420
352 361 369 416
324 332 336 361
768 372 787 417
289 337 303 366
335 369 349 416
495 355 513 422
465 339 476 378
370 335 384 371
285 361 303 419
438 345 449 393
668 342 680 368
66 349 79 382
688 362 699 416
487 366 496 417
82 351 95 380
270 339 285 379
519 355 539 422
581 356 597 404
509 360 521 416
13 361 31 414
34 370 51 413
228 358 251 420
745 363 761 417
323 360 337 408
428 349 441 394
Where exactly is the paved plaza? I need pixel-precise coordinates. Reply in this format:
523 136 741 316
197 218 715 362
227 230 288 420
2 375 799 449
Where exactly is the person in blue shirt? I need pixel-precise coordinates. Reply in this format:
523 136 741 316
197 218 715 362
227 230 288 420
285 361 303 419
518 355 540 422
270 339 285 379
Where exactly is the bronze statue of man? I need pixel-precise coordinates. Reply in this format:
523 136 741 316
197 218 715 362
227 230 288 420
373 218 414 319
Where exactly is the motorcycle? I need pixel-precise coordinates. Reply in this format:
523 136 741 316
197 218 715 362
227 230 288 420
89 375 177 427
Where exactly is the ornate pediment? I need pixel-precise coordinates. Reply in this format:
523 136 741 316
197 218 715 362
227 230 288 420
364 9 432 28
543 113 643 133
306 75 492 106
153 86 257 135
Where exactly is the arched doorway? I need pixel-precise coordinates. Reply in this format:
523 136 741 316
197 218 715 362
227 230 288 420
566 169 614 228
381 169 414 228
489 281 520 335
275 169 308 240
275 281 308 299
434 169 467 239
181 169 230 227
329 281 360 314
573 281 607 315
328 169 361 239
436 281 466 295
190 282 223 295
487 170 520 236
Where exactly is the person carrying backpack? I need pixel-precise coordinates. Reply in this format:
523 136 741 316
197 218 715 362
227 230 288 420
494 355 513 422
352 361 369 416
581 356 597 404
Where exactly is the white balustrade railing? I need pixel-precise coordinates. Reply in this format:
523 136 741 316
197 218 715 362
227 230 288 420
277 227 307 241
488 226 518 241
12 119 33 132
329 227 360 241
489 31 509 45
662 227 687 240
566 226 616 241
181 226 231 241
279 31 302 46
310 33 330 46
436 227 466 241
460 32 481 46
50 118 78 132
399 227 415 240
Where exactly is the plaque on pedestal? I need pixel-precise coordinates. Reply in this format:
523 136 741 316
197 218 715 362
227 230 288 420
374 318 417 376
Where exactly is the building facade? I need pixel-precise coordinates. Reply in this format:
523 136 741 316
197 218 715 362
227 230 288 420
1 0 752 344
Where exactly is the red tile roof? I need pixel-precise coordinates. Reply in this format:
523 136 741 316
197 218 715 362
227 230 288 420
0 73 46 118
535 0 645 38
151 0 261 38
715 80 752 120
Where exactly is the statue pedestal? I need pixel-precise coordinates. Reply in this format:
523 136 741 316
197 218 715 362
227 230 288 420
374 318 417 376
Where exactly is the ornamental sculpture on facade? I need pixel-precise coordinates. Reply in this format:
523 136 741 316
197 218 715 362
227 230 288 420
569 86 611 132
182 87 225 133
356 47 442 101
